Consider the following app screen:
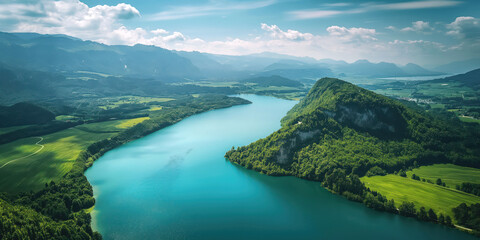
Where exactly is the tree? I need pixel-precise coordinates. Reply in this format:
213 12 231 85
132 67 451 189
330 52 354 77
385 199 397 213
399 201 416 217
438 214 445 224
428 208 437 222
445 216 453 226
436 178 443 186
418 207 428 221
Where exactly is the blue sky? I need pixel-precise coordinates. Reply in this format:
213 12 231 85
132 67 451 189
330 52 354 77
0 0 479 66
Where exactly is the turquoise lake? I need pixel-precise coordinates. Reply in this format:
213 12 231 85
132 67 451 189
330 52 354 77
85 94 476 240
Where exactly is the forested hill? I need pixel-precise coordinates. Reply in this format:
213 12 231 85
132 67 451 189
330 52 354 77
427 68 480 89
226 78 480 193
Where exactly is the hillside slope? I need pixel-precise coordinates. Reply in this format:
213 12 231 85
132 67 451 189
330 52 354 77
0 102 55 127
226 78 480 188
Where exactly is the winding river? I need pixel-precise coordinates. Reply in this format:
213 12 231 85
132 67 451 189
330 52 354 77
86 95 475 240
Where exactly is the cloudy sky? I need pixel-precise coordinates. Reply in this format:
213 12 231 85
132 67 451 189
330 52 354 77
1 0 479 66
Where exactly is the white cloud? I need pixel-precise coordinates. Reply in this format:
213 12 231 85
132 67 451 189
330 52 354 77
289 10 344 19
1 0 140 42
386 26 397 31
260 23 313 41
147 0 276 21
326 26 377 42
151 29 169 35
372 0 461 10
289 0 462 20
401 21 434 33
447 16 480 41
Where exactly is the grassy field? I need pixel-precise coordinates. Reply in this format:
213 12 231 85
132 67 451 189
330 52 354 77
361 174 480 219
115 117 150 129
406 164 480 188
459 116 480 124
0 117 151 193
149 106 163 111
0 128 116 193
74 117 150 133
55 115 79 121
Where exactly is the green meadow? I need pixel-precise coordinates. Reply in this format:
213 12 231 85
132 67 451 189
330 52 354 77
361 173 480 219
406 164 480 188
0 117 149 193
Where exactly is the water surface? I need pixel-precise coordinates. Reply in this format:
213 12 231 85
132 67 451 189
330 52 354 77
86 94 475 240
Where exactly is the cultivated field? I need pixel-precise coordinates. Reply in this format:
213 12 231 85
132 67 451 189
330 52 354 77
361 172 480 218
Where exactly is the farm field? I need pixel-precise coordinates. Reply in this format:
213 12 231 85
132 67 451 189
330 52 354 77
361 174 480 219
406 164 480 188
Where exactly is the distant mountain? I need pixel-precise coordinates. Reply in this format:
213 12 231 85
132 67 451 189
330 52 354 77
400 63 441 76
0 32 201 81
226 77 480 190
330 60 441 78
427 68 480 89
0 102 55 127
433 58 480 74
256 68 335 82
240 75 303 87
247 52 319 64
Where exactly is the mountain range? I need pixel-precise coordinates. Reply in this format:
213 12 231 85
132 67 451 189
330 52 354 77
0 31 459 83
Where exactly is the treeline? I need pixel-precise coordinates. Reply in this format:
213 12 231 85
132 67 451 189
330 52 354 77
453 203 480 236
0 102 55 127
456 183 480 197
0 95 250 240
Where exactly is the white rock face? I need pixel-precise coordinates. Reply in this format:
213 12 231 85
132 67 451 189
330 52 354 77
336 105 397 132
276 129 320 164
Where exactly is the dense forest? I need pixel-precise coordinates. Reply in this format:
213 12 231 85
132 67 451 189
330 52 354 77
225 78 480 232
0 95 250 239
0 102 55 127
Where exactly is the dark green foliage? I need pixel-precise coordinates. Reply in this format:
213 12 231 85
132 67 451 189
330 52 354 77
412 174 421 181
399 202 417 217
0 102 54 127
366 166 387 177
428 208 437 222
445 215 453 227
439 214 445 224
436 178 443 186
417 207 428 221
457 182 480 196
0 199 101 240
453 203 480 232
385 199 397 213
398 170 407 177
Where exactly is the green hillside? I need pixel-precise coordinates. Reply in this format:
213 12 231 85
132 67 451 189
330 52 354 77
225 77 480 230
0 102 55 127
